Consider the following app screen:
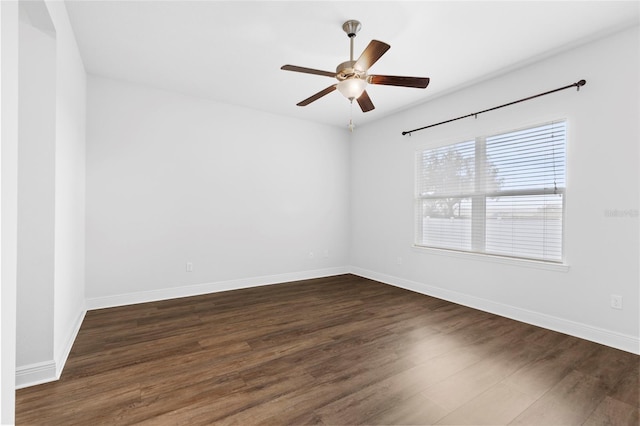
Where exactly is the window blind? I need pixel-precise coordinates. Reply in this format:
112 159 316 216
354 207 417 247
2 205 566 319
416 121 566 263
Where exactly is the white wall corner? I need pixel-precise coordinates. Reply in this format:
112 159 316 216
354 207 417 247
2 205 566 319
16 307 86 389
86 267 350 311
349 266 640 355
1 0 21 421
54 307 86 379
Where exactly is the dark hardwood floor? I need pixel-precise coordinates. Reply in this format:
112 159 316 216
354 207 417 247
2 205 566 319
16 274 639 425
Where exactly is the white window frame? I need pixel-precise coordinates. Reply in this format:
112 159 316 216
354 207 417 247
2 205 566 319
414 120 568 269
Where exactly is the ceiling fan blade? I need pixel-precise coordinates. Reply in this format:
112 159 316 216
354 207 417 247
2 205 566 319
357 90 375 113
281 65 336 78
297 84 338 106
368 75 430 88
354 40 390 71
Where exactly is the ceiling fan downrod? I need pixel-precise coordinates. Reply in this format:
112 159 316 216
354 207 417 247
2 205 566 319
342 20 361 62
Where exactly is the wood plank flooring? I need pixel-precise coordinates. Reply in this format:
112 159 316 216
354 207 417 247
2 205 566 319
16 274 639 425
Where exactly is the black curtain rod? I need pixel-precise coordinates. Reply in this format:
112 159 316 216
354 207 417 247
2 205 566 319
401 79 586 136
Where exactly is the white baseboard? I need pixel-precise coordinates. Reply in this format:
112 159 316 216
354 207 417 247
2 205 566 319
16 308 86 389
86 266 350 311
55 308 86 379
15 361 57 390
350 266 640 355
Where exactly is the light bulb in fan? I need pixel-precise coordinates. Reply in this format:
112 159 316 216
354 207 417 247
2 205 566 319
337 78 367 100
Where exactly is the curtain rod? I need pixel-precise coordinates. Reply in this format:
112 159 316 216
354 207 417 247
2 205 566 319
401 79 586 136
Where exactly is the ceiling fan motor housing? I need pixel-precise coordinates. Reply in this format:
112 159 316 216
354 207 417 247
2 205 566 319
336 60 366 81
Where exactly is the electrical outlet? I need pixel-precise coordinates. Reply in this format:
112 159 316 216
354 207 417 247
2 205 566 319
396 257 403 265
186 262 193 272
610 294 623 310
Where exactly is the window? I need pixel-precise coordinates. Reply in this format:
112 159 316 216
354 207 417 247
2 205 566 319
416 121 566 263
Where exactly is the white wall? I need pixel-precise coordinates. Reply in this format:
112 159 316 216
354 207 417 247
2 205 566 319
14 0 87 389
16 0 57 374
350 26 639 354
86 76 350 306
1 1 20 421
47 0 87 378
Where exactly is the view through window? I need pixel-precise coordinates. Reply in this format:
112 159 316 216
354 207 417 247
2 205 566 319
415 121 566 263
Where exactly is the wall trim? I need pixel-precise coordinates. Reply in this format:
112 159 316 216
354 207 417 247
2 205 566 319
16 307 86 389
86 266 350 311
15 361 57 389
54 308 86 379
350 266 640 355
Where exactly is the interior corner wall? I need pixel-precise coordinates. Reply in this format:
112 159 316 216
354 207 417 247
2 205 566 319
15 0 87 389
349 25 640 354
85 76 350 307
46 0 87 376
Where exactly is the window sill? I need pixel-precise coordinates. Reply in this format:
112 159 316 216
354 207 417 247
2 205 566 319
412 245 570 272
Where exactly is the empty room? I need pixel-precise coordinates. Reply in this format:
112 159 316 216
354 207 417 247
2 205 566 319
1 0 639 424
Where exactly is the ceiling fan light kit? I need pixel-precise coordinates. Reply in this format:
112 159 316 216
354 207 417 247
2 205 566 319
281 19 430 130
337 78 367 100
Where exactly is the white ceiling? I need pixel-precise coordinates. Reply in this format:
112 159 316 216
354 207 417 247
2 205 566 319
65 1 639 129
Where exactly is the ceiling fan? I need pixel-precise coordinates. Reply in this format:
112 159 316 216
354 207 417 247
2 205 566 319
281 20 430 113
